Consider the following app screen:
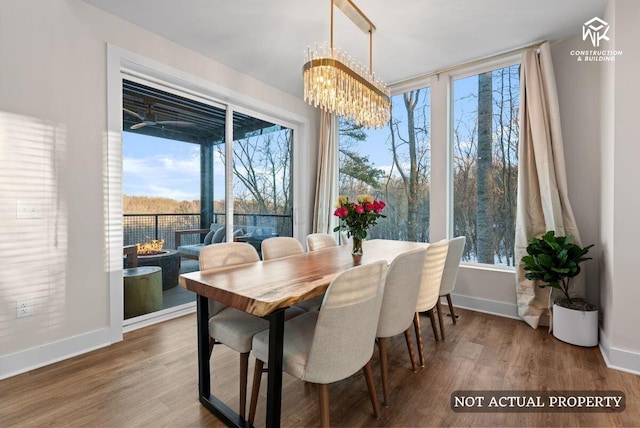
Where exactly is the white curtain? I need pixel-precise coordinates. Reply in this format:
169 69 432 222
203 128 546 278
312 111 339 235
515 42 585 329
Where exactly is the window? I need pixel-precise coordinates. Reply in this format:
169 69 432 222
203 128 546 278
338 87 431 241
231 112 294 241
121 79 296 316
451 64 520 266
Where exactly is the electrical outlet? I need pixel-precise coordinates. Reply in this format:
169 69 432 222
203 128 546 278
16 201 42 219
17 300 34 318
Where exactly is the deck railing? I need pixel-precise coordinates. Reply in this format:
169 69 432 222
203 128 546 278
123 212 293 249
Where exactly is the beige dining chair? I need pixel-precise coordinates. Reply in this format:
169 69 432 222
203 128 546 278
248 260 388 427
376 247 428 406
436 236 466 340
199 242 304 419
306 233 338 251
414 239 449 367
261 237 323 312
261 236 304 260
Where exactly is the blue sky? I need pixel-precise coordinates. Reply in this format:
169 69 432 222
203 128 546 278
123 132 224 201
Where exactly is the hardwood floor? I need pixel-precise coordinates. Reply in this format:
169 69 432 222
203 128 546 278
1 308 639 427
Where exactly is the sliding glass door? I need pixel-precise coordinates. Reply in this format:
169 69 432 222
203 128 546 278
121 79 295 320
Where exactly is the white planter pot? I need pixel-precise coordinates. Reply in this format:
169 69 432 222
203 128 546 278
552 303 598 347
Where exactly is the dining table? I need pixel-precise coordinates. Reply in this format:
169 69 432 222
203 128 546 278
179 239 429 428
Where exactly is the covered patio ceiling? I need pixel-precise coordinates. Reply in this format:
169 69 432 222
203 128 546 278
122 79 278 144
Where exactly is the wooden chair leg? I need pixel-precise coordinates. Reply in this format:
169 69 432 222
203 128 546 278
446 294 457 324
436 299 446 341
363 361 381 419
413 313 425 367
239 352 249 419
378 337 389 407
248 359 264 425
428 309 440 342
319 383 330 428
404 328 418 372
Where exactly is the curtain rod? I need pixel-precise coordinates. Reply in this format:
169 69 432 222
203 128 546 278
390 40 546 88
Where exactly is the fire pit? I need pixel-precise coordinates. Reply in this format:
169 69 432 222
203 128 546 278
135 240 179 290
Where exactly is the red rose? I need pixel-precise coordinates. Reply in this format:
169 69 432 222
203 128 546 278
365 202 374 211
374 200 385 213
355 205 365 214
334 207 349 218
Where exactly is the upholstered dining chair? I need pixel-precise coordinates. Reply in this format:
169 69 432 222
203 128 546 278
376 247 428 407
306 233 338 252
414 239 449 367
261 236 304 260
261 237 323 312
199 242 304 419
248 260 388 427
436 236 466 340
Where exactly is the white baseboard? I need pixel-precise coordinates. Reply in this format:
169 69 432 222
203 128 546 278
598 327 640 376
123 302 195 333
0 328 112 380
1 303 197 380
449 293 521 320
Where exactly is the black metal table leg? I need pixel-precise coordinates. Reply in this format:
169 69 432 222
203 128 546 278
196 295 210 399
196 294 251 428
266 309 285 428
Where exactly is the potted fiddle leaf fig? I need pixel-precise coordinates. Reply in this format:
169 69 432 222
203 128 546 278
521 231 597 347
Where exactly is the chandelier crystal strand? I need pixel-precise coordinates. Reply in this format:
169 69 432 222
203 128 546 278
303 40 391 129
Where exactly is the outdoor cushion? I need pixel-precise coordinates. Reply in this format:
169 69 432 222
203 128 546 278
211 227 226 244
203 229 217 245
177 243 205 258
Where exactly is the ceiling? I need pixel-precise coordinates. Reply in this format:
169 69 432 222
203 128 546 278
86 0 607 99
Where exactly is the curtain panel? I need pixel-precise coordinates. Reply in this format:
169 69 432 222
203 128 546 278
515 42 585 329
312 111 339 236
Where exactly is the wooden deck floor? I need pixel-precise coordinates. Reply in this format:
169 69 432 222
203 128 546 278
1 308 638 427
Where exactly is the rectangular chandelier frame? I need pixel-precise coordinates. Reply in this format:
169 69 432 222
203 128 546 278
303 0 391 129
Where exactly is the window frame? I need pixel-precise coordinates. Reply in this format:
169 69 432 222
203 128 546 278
107 45 310 337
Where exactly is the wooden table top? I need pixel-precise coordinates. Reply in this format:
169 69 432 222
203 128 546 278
179 239 428 317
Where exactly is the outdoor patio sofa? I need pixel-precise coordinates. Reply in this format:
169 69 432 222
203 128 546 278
175 223 276 260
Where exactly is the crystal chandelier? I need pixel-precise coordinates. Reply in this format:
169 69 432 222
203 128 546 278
303 0 391 129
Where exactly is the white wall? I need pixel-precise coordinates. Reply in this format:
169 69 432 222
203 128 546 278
599 0 640 372
0 0 318 378
610 0 640 358
599 0 617 365
551 36 602 306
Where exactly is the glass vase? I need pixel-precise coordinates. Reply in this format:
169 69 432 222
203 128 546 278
352 236 363 256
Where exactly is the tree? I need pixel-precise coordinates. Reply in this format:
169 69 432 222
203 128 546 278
338 118 384 189
492 67 519 265
338 90 431 243
217 127 293 235
389 89 430 242
452 65 520 265
476 71 494 264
